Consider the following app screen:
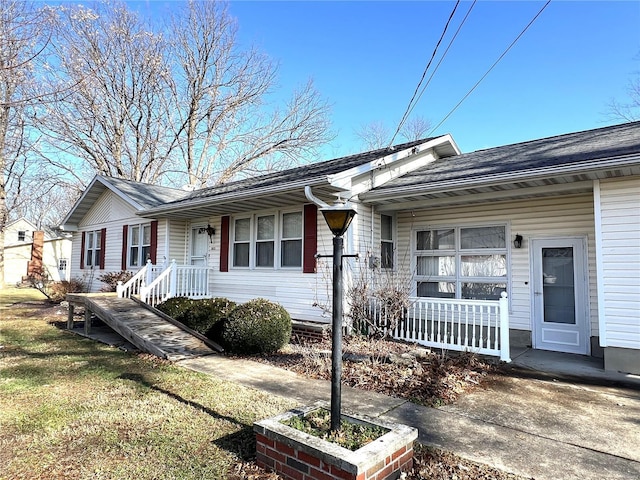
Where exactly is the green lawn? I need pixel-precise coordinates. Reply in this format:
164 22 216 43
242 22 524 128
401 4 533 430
0 287 294 479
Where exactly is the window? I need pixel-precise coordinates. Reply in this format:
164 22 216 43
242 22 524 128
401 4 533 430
231 211 303 269
281 212 302 267
256 215 275 267
233 218 250 267
129 224 151 267
415 225 507 300
381 214 394 269
18 231 26 242
85 230 102 267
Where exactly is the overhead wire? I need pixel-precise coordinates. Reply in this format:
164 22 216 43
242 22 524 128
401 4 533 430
387 0 461 148
403 0 477 124
427 0 552 137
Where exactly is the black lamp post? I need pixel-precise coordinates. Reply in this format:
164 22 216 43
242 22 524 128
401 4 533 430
320 201 357 432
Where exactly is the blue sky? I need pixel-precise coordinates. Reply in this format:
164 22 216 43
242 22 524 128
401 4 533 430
148 1 640 157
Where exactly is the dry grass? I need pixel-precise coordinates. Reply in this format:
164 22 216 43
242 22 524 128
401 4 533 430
0 288 530 480
0 287 293 480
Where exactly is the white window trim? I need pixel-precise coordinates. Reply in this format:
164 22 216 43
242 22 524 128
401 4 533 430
412 223 510 299
128 223 152 268
231 209 304 271
232 216 252 269
280 209 304 269
380 214 395 270
85 229 102 268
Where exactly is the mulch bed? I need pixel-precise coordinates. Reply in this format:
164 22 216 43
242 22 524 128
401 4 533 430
251 336 497 407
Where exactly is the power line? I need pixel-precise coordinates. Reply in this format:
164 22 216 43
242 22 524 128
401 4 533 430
427 0 552 137
404 0 477 124
388 0 461 148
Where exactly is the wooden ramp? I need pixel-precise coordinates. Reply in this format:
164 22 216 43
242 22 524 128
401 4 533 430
66 294 218 361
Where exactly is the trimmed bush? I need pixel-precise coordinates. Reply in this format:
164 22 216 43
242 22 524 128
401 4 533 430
223 298 292 354
156 297 236 339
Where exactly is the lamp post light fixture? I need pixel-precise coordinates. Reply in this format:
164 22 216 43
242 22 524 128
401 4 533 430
320 201 357 432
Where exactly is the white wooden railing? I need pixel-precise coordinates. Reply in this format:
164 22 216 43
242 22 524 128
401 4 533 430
117 260 212 308
367 292 511 362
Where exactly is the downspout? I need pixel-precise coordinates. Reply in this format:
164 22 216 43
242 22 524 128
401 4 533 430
304 186 329 208
593 179 607 348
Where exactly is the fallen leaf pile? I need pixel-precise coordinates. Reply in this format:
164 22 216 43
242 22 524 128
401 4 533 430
253 336 495 407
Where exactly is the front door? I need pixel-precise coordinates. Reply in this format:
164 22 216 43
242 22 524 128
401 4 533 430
532 238 589 354
190 226 209 266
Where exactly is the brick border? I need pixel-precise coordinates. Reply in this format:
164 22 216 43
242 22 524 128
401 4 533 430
254 403 418 480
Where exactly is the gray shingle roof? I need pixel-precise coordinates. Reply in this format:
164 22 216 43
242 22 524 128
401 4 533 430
367 121 640 194
101 176 191 209
172 138 439 203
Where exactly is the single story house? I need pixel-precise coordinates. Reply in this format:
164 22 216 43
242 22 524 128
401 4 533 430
61 121 640 374
3 217 73 286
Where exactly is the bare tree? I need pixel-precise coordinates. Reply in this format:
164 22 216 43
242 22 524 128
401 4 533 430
354 121 390 150
33 0 332 189
32 1 176 184
0 0 54 287
166 0 332 187
400 116 432 142
355 115 432 151
606 73 640 123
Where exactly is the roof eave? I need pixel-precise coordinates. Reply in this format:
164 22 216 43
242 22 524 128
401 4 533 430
361 153 640 201
139 175 332 217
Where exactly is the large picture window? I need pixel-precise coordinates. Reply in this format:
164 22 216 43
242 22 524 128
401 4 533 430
129 224 151 267
414 225 507 300
231 210 303 269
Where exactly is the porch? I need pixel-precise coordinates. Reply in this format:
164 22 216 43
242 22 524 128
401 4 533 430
117 261 512 362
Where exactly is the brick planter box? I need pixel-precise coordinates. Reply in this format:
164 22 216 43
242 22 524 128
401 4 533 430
254 403 418 480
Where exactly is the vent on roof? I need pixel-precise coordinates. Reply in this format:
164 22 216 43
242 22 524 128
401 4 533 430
182 184 197 192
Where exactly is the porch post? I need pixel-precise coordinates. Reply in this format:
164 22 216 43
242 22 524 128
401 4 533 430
145 259 153 286
169 260 177 299
499 292 511 363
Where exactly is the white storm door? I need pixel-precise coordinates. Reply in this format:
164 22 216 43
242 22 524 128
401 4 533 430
532 238 589 354
190 226 209 266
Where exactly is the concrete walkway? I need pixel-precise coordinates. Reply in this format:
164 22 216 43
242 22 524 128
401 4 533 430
74 321 640 480
177 353 640 480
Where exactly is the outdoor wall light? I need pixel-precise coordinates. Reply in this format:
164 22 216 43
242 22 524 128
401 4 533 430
199 224 216 243
514 234 523 249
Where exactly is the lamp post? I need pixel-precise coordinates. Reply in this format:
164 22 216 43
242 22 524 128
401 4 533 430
320 201 357 432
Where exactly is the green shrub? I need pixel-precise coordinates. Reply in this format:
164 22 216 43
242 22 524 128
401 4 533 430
156 297 236 339
223 298 292 354
156 297 196 321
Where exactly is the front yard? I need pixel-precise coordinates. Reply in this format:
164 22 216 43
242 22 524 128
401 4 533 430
0 288 529 479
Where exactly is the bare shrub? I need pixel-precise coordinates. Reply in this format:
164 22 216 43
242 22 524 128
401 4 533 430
98 271 134 292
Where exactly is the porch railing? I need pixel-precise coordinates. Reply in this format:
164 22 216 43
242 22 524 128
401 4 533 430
366 292 511 362
117 260 212 308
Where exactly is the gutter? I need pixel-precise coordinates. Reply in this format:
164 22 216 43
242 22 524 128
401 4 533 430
361 153 640 201
141 175 331 217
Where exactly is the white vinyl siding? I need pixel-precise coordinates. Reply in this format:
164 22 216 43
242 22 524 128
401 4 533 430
597 177 640 349
166 219 188 265
209 208 335 323
70 190 167 292
396 193 598 334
